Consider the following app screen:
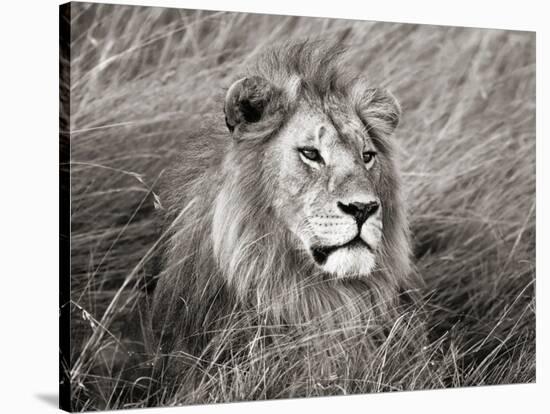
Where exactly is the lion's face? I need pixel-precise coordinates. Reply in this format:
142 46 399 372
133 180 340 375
267 104 384 278
222 72 402 282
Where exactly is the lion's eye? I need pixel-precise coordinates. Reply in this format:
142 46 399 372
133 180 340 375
362 151 377 164
299 148 323 163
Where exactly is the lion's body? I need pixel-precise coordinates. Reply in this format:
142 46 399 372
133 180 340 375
148 42 424 377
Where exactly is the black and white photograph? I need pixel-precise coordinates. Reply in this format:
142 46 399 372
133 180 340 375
56 1 537 412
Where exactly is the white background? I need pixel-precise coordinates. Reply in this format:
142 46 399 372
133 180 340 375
0 0 546 412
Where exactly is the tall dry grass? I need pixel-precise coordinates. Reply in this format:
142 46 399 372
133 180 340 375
65 2 535 411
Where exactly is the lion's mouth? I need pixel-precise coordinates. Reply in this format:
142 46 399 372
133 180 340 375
311 236 372 265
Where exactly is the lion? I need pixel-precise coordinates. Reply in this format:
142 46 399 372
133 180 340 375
148 41 424 381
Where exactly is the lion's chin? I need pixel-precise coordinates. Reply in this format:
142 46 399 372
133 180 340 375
321 246 376 279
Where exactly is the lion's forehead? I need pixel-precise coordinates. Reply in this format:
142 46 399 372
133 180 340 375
322 99 367 142
283 103 368 152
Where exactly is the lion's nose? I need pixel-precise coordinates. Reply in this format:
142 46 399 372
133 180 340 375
337 200 379 227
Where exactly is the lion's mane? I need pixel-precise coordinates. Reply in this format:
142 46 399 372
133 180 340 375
148 42 423 370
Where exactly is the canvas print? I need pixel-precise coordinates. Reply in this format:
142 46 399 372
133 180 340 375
59 2 536 411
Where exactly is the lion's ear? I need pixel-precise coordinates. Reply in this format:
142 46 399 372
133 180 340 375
356 88 401 139
224 76 275 133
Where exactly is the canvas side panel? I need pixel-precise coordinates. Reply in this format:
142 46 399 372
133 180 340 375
59 2 71 412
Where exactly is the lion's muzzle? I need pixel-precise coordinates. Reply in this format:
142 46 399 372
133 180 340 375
304 197 383 277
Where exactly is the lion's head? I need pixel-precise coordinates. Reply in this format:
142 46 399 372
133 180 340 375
151 42 416 358
213 43 409 286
